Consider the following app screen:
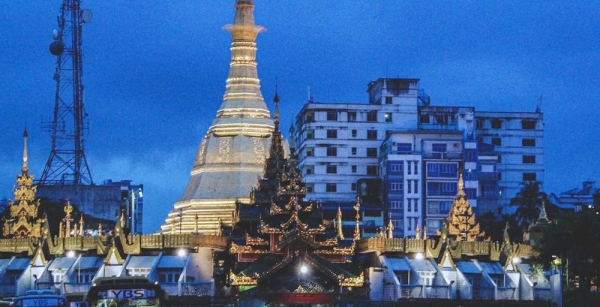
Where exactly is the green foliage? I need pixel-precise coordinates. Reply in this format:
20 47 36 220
478 211 522 242
537 209 600 295
510 181 547 228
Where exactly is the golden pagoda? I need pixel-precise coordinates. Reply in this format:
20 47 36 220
2 130 45 238
445 172 484 241
161 0 274 234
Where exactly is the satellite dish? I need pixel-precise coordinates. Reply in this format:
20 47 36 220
81 9 93 23
49 40 64 55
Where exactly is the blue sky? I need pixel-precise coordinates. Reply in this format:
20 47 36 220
1 1 599 233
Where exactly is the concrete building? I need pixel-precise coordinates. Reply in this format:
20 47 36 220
295 78 543 236
37 180 144 235
549 180 598 212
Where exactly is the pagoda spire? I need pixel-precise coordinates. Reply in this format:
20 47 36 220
336 206 345 240
537 201 550 224
2 130 43 238
161 0 274 234
353 198 361 241
22 129 29 173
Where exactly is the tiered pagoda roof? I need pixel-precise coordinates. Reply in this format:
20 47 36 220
228 94 363 291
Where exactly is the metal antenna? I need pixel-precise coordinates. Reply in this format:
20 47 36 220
39 0 93 185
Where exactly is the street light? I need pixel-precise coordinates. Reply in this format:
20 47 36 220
415 252 424 261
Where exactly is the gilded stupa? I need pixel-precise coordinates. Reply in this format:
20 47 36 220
161 0 274 234
445 172 484 242
2 130 46 238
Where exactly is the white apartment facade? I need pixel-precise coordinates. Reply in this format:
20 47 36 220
294 78 544 237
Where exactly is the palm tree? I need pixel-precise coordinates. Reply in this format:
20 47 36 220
510 181 547 228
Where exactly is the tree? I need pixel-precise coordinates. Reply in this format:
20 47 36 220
537 209 600 301
510 181 547 228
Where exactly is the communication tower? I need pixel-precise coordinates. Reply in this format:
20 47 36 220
39 0 94 185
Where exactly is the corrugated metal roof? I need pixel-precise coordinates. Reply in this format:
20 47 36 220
456 261 480 274
127 256 157 269
0 259 12 270
478 262 504 275
79 257 103 270
386 257 411 272
49 257 76 270
157 256 186 269
409 259 436 272
7 258 30 270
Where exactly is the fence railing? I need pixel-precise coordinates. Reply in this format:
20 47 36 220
424 285 450 299
400 284 423 299
497 286 518 300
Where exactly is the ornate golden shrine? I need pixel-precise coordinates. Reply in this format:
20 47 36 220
228 94 363 291
445 172 484 242
2 130 45 238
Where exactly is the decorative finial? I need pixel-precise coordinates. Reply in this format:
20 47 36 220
415 224 421 240
336 206 344 240
457 171 466 197
22 129 29 172
353 198 361 241
537 201 550 224
386 214 394 239
273 81 280 124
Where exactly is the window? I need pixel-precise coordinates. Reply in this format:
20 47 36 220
351 129 357 137
367 148 377 157
348 111 357 122
306 166 313 175
407 161 412 175
326 147 337 156
407 199 412 212
420 114 430 124
491 137 501 146
327 111 338 121
306 148 314 157
385 112 392 122
414 161 419 175
407 180 412 193
432 143 447 152
465 150 477 162
523 173 537 181
389 182 402 191
327 165 337 174
367 165 377 175
306 184 313 193
327 129 337 138
522 120 536 130
385 97 392 104
414 180 419 193
351 165 357 173
497 155 502 163
351 183 357 191
389 162 403 173
306 112 314 123
491 119 503 129
522 138 536 147
397 143 411 153
351 147 357 155
476 119 483 129
367 110 377 122
367 130 377 139
306 131 314 139
389 200 403 209
326 183 337 192
413 199 419 212
523 155 536 164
